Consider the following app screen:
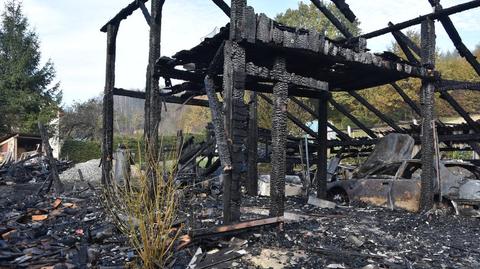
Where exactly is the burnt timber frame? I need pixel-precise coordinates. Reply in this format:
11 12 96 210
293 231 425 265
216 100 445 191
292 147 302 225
100 0 480 221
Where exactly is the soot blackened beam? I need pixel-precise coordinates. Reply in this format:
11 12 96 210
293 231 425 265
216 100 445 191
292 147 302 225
349 91 405 133
270 57 288 218
138 0 152 25
331 0 356 23
310 0 353 38
102 23 119 186
436 80 480 91
113 88 210 107
388 22 421 56
316 95 328 199
328 98 377 138
351 1 480 40
419 18 436 212
389 24 420 65
288 96 351 141
223 0 248 224
439 91 480 133
259 94 319 140
100 0 148 32
247 92 258 196
211 0 231 17
390 83 422 116
428 1 480 76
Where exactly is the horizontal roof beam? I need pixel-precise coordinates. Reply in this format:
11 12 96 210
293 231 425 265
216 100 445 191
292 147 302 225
113 88 210 107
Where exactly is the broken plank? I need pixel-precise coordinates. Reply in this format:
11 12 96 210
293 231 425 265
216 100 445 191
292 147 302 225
191 216 284 240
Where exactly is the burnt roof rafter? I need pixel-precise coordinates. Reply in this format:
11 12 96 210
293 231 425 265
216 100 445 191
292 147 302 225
343 0 480 42
330 0 356 23
427 0 480 76
100 0 149 32
310 0 353 38
210 0 231 17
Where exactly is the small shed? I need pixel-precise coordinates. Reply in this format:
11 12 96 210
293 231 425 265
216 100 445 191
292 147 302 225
0 133 42 162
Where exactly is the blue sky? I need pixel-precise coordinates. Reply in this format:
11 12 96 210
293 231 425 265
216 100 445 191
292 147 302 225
13 0 480 106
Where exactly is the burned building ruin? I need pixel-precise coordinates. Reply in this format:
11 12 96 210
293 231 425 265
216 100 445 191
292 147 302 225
100 0 480 223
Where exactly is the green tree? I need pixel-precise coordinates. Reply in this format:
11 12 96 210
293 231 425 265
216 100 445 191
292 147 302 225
0 1 61 135
275 1 361 38
60 97 102 141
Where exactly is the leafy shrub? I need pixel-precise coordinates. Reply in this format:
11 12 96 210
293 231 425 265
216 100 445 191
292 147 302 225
60 139 101 163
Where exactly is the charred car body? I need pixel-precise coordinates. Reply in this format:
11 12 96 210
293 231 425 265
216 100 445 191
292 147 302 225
327 159 480 212
326 134 480 212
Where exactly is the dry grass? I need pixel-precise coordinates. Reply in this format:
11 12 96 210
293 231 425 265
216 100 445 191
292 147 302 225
102 141 182 268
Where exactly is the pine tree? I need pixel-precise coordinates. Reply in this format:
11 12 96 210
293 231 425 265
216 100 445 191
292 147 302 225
0 0 61 134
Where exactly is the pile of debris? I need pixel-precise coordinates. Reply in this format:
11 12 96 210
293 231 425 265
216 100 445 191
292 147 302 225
0 153 71 184
175 192 480 269
0 181 132 268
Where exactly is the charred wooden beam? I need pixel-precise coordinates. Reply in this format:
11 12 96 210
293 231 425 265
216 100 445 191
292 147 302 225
328 98 377 138
100 0 148 32
245 62 329 91
210 0 231 17
389 22 422 56
390 24 420 65
310 0 353 38
204 42 232 172
316 95 328 199
350 1 480 40
289 96 351 141
428 1 480 76
390 83 422 116
439 91 480 134
102 23 119 186
270 57 288 217
419 18 436 212
331 0 356 23
247 92 258 196
204 76 235 226
349 91 405 133
137 0 152 25
223 1 248 222
113 88 210 107
259 93 320 138
204 76 232 169
436 79 480 91
159 66 205 82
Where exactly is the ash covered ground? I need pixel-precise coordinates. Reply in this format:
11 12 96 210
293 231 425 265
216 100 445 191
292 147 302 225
1 180 479 269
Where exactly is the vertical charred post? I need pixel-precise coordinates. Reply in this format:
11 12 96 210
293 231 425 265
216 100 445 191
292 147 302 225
144 0 165 194
247 92 258 196
270 57 288 217
419 18 436 212
222 0 247 223
102 23 119 186
316 92 329 199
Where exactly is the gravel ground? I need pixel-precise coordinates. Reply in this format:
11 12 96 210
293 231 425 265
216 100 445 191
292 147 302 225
60 159 102 182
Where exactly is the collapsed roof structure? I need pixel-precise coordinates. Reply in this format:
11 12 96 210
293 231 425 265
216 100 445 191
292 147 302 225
100 0 480 223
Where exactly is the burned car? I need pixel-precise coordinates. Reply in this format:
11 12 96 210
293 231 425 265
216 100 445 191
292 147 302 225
327 159 480 212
